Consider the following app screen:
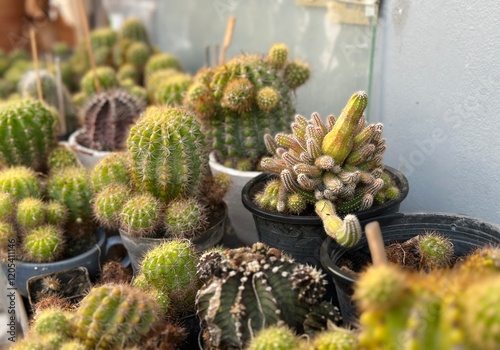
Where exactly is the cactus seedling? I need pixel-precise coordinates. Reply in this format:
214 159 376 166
22 225 64 263
0 166 41 200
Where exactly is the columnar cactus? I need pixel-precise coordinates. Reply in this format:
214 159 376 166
0 166 42 200
256 91 399 247
77 89 144 151
127 106 208 202
196 243 341 349
74 283 157 350
184 43 309 170
0 99 58 171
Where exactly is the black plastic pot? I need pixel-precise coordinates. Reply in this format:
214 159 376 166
241 166 409 267
320 212 500 325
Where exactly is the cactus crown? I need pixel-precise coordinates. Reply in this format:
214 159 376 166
120 18 150 44
77 89 144 151
184 43 310 170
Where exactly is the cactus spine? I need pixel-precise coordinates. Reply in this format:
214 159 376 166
0 166 41 200
22 225 64 262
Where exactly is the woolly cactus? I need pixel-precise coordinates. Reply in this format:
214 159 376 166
144 53 182 77
77 89 144 151
256 91 397 247
119 193 161 236
80 66 119 96
184 44 309 170
47 144 79 173
16 197 46 229
22 225 64 263
0 166 41 200
74 283 157 350
247 325 301 350
154 73 193 105
127 106 208 202
120 18 150 44
0 99 58 171
196 243 341 349
91 152 132 192
164 197 208 238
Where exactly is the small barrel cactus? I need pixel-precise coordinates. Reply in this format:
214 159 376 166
127 106 208 203
44 201 68 227
163 197 208 238
33 308 73 338
80 66 119 96
93 184 130 228
144 53 182 77
311 326 360 350
0 166 41 200
119 18 150 44
126 41 151 69
47 144 79 172
74 283 157 350
16 197 46 229
91 152 132 192
417 232 454 270
117 63 139 84
119 193 161 236
247 325 301 350
0 192 16 220
77 89 144 151
154 73 193 106
0 99 58 171
22 225 64 263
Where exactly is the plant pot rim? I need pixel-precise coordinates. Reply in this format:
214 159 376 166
320 211 500 284
241 165 409 224
209 151 262 177
68 128 112 157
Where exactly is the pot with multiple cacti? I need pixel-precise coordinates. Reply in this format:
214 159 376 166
91 105 229 272
185 43 310 245
242 91 408 267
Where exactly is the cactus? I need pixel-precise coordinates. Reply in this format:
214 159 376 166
164 197 208 238
77 89 144 152
416 232 454 270
133 274 171 315
80 66 119 96
91 152 132 192
52 41 71 57
196 243 341 349
74 283 157 350
458 246 500 273
127 84 147 102
0 99 58 171
117 63 139 84
0 166 42 200
47 144 79 172
283 60 310 89
256 91 395 247
33 308 73 338
93 184 131 229
60 341 87 350
46 167 94 225
184 44 309 170
127 106 208 202
90 28 117 50
126 41 151 69
310 326 359 350
154 73 193 105
44 201 68 227
247 325 301 350
119 193 161 236
22 225 64 263
0 192 16 220
144 53 182 77
120 18 150 44
0 221 16 260
16 197 46 229
145 68 181 101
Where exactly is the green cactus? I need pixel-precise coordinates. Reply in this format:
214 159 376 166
417 232 454 270
127 84 147 102
72 91 87 108
315 201 362 247
247 325 301 350
0 192 16 220
458 246 500 273
91 152 132 192
74 283 157 350
119 18 150 44
268 43 289 69
126 41 151 69
77 89 144 151
22 225 64 263
311 326 359 350
119 193 161 236
145 68 181 101
0 221 16 260
80 66 119 96
283 60 310 89
93 184 131 229
133 274 171 316
127 106 208 203
164 197 208 238
0 99 58 171
0 166 41 200
33 308 73 338
44 201 68 227
16 197 46 229
52 41 71 57
90 28 117 50
112 38 133 67
46 167 94 224
47 144 79 172
154 73 193 106
144 53 182 77
8 48 30 64
117 63 139 84
196 243 341 349
184 44 309 170
60 341 87 350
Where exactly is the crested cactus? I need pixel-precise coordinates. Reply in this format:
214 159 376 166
196 243 341 349
16 197 46 229
120 18 150 44
47 144 79 172
90 152 132 192
127 106 208 202
77 89 144 151
119 193 161 236
184 43 309 170
0 166 42 200
80 66 119 96
74 283 157 350
256 91 398 247
0 99 58 171
247 325 301 350
22 225 64 263
164 197 208 238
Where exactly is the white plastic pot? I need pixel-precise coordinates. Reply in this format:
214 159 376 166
68 129 111 169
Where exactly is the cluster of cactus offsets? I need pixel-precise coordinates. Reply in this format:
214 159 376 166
196 242 341 349
0 99 58 171
74 283 157 350
47 144 79 172
0 166 41 200
184 43 309 170
256 91 399 247
90 152 132 192
80 66 119 96
77 89 144 151
127 106 208 202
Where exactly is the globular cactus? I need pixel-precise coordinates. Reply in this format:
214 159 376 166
74 283 157 350
125 41 151 69
91 152 132 192
144 53 182 77
145 68 181 101
16 197 46 229
0 166 42 200
22 225 64 263
46 167 94 225
119 193 161 237
0 192 16 220
80 66 119 96
127 106 208 203
127 84 147 102
458 246 500 273
0 99 58 171
52 41 71 57
133 274 170 316
47 144 79 173
0 221 16 260
32 308 73 338
310 326 359 350
93 184 130 228
283 60 310 90
119 18 150 44
256 91 398 247
247 325 301 350
196 243 341 349
164 197 208 238
90 28 117 50
184 43 309 170
416 232 454 270
77 89 144 151
44 201 68 227
154 73 193 106
117 63 139 84
60 341 87 350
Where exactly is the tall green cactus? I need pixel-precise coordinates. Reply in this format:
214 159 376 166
127 105 208 202
0 99 58 171
184 43 309 170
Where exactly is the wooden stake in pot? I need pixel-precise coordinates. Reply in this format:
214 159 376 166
77 0 101 93
54 57 67 136
365 221 388 266
219 16 236 65
29 28 43 103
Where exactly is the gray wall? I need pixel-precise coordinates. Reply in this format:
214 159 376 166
153 0 500 224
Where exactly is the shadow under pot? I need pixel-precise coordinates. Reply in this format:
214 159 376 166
320 212 500 325
241 166 409 267
119 202 228 274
